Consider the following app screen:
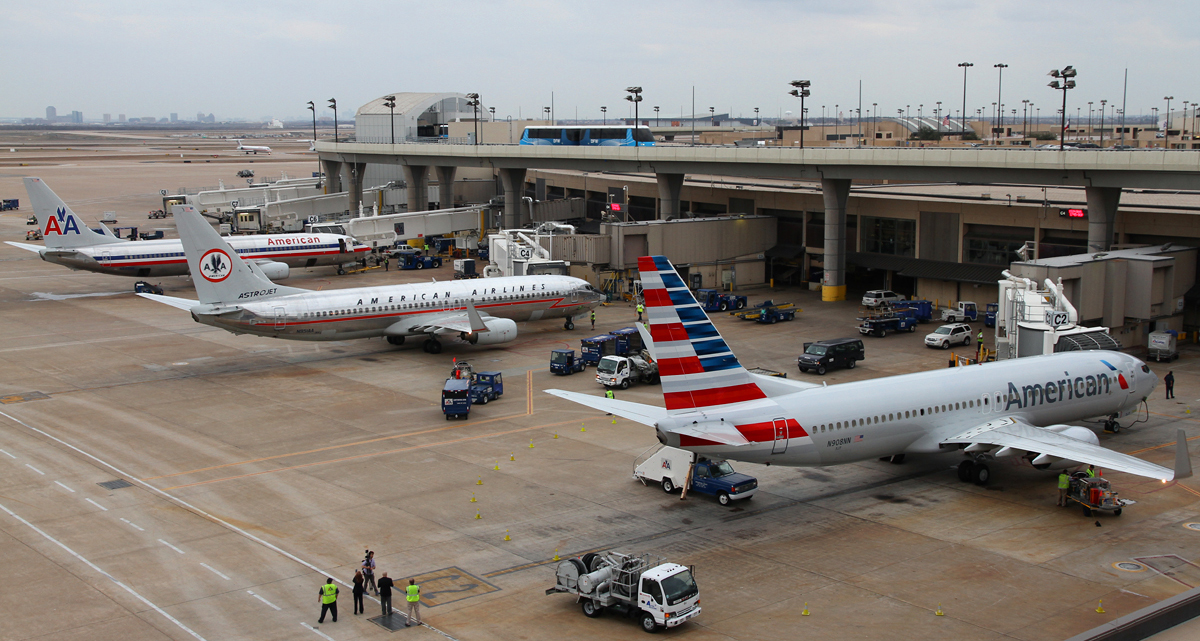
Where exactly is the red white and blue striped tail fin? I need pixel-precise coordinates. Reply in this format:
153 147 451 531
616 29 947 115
638 255 771 415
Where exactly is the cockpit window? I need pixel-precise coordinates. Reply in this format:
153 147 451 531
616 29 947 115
1141 364 1150 373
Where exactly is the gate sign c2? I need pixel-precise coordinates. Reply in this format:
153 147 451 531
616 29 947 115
1045 310 1069 328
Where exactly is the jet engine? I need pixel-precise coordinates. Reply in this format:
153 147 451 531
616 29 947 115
1029 424 1098 470
252 260 290 280
459 318 518 345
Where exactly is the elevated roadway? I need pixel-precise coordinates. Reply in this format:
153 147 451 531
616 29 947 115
317 142 1200 300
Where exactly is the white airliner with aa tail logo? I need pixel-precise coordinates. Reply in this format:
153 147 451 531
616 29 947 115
236 140 272 154
136 204 605 353
5 177 368 279
547 256 1193 485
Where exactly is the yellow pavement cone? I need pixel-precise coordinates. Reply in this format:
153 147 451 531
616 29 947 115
581 423 586 432
529 439 535 449
475 509 482 520
801 602 810 616
477 475 483 486
510 451 515 461
612 417 617 424
493 461 500 471
553 432 559 439
935 604 944 616
552 548 560 561
1096 600 1105 614
503 530 511 541
470 492 476 503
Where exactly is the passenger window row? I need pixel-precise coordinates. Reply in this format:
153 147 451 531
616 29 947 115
814 396 1000 433
295 290 563 319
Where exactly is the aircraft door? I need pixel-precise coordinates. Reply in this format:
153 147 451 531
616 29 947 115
980 394 990 413
771 418 788 454
338 239 347 254
273 306 286 329
1124 362 1137 395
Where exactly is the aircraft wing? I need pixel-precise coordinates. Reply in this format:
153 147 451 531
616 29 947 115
137 293 200 311
942 417 1176 481
544 389 669 427
392 301 496 335
5 241 45 254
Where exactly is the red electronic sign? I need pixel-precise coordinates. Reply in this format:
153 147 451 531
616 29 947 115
1060 208 1087 218
611 203 622 212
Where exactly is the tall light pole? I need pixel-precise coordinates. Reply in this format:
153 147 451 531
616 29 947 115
625 86 643 129
994 63 1008 145
1099 99 1107 147
488 106 495 122
708 106 714 125
753 107 759 126
1087 101 1094 139
936 101 943 132
327 98 337 142
654 105 660 127
465 93 480 145
543 106 551 124
1022 99 1029 138
600 106 606 125
1164 96 1174 147
872 102 877 143
958 62 973 136
306 101 318 177
1047 65 1077 151
788 80 811 148
382 95 396 145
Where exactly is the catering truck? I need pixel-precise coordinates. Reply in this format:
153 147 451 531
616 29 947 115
634 446 758 506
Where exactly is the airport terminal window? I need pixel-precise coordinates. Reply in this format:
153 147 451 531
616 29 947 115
861 216 915 257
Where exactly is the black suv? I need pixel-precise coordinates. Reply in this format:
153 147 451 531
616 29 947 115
797 338 864 375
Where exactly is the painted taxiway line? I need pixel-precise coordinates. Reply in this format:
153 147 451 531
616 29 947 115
0 500 208 641
247 590 281 610
54 480 75 492
0 408 463 641
158 539 185 554
200 563 230 580
25 463 44 475
84 498 108 511
119 517 144 532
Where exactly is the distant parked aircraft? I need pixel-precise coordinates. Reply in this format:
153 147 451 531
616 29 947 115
236 140 271 154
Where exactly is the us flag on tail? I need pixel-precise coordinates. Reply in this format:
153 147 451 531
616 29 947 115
638 255 769 413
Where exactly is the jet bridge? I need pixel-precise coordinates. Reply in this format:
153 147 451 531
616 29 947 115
484 223 575 277
308 205 485 249
995 271 1119 360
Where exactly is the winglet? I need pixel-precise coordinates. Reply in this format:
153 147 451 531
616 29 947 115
1176 429 1193 480
464 300 488 333
636 321 656 361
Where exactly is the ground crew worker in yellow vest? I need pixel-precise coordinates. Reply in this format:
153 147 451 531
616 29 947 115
1086 464 1098 477
318 578 339 623
605 389 615 400
636 302 644 321
591 309 596 330
1057 470 1070 507
405 579 421 626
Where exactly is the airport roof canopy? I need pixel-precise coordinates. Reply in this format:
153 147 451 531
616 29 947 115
355 93 473 143
356 92 469 119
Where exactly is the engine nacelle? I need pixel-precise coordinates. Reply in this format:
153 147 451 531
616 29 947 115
1030 424 1097 469
460 318 518 345
253 260 290 280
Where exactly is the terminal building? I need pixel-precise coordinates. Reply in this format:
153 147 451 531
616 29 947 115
317 92 1200 348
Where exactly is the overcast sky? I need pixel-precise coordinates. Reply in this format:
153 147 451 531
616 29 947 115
4 0 1197 122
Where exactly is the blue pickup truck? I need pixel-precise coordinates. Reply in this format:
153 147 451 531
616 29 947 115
634 446 758 506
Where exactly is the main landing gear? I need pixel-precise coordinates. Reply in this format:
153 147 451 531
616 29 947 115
423 338 442 354
957 459 991 485
564 316 575 331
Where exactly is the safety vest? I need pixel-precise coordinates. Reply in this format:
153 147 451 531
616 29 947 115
591 311 596 319
1058 473 1070 489
977 332 983 341
1086 468 1097 477
321 583 338 604
637 304 644 312
406 584 420 602
605 389 614 399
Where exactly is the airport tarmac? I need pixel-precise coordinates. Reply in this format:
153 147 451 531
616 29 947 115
1 136 1199 641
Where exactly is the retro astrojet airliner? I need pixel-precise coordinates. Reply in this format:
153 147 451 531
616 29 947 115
136 204 606 353
5 177 368 279
547 256 1192 485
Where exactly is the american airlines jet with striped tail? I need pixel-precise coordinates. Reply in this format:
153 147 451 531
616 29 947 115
5 178 368 279
547 256 1193 485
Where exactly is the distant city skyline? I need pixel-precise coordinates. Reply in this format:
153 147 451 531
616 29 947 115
3 1 1197 125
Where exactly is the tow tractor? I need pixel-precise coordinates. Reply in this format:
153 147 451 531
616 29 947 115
392 249 442 270
550 349 587 375
732 300 796 321
696 288 746 312
1066 473 1130 517
25 229 42 241
470 372 503 405
940 301 978 323
547 550 701 633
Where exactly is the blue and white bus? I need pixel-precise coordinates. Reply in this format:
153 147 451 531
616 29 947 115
519 125 655 146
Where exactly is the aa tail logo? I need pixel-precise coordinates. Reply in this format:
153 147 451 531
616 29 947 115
200 249 232 282
43 208 80 235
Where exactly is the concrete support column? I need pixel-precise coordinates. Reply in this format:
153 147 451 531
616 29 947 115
656 173 684 220
403 165 430 212
347 162 367 215
1086 186 1121 253
499 167 528 228
320 159 343 194
435 166 457 209
821 177 851 302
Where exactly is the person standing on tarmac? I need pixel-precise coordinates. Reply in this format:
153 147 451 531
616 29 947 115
591 309 596 330
405 579 422 627
362 550 377 596
378 572 394 616
383 254 390 272
1057 470 1070 507
352 570 365 615
1165 371 1175 399
318 578 339 623
636 302 644 322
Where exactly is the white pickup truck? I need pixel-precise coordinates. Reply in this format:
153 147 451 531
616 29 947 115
597 353 659 389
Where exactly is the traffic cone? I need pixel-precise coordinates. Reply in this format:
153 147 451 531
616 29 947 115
612 416 617 424
1096 600 1105 614
553 432 559 439
935 604 944 616
503 530 511 541
581 423 586 432
529 439 535 449
510 452 515 461
552 548 560 561
475 509 482 520
476 475 483 486
801 602 810 616
470 493 476 503
493 461 500 471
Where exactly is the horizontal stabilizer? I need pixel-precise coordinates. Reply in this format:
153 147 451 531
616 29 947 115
544 389 669 427
137 293 200 311
664 420 751 447
4 241 44 254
